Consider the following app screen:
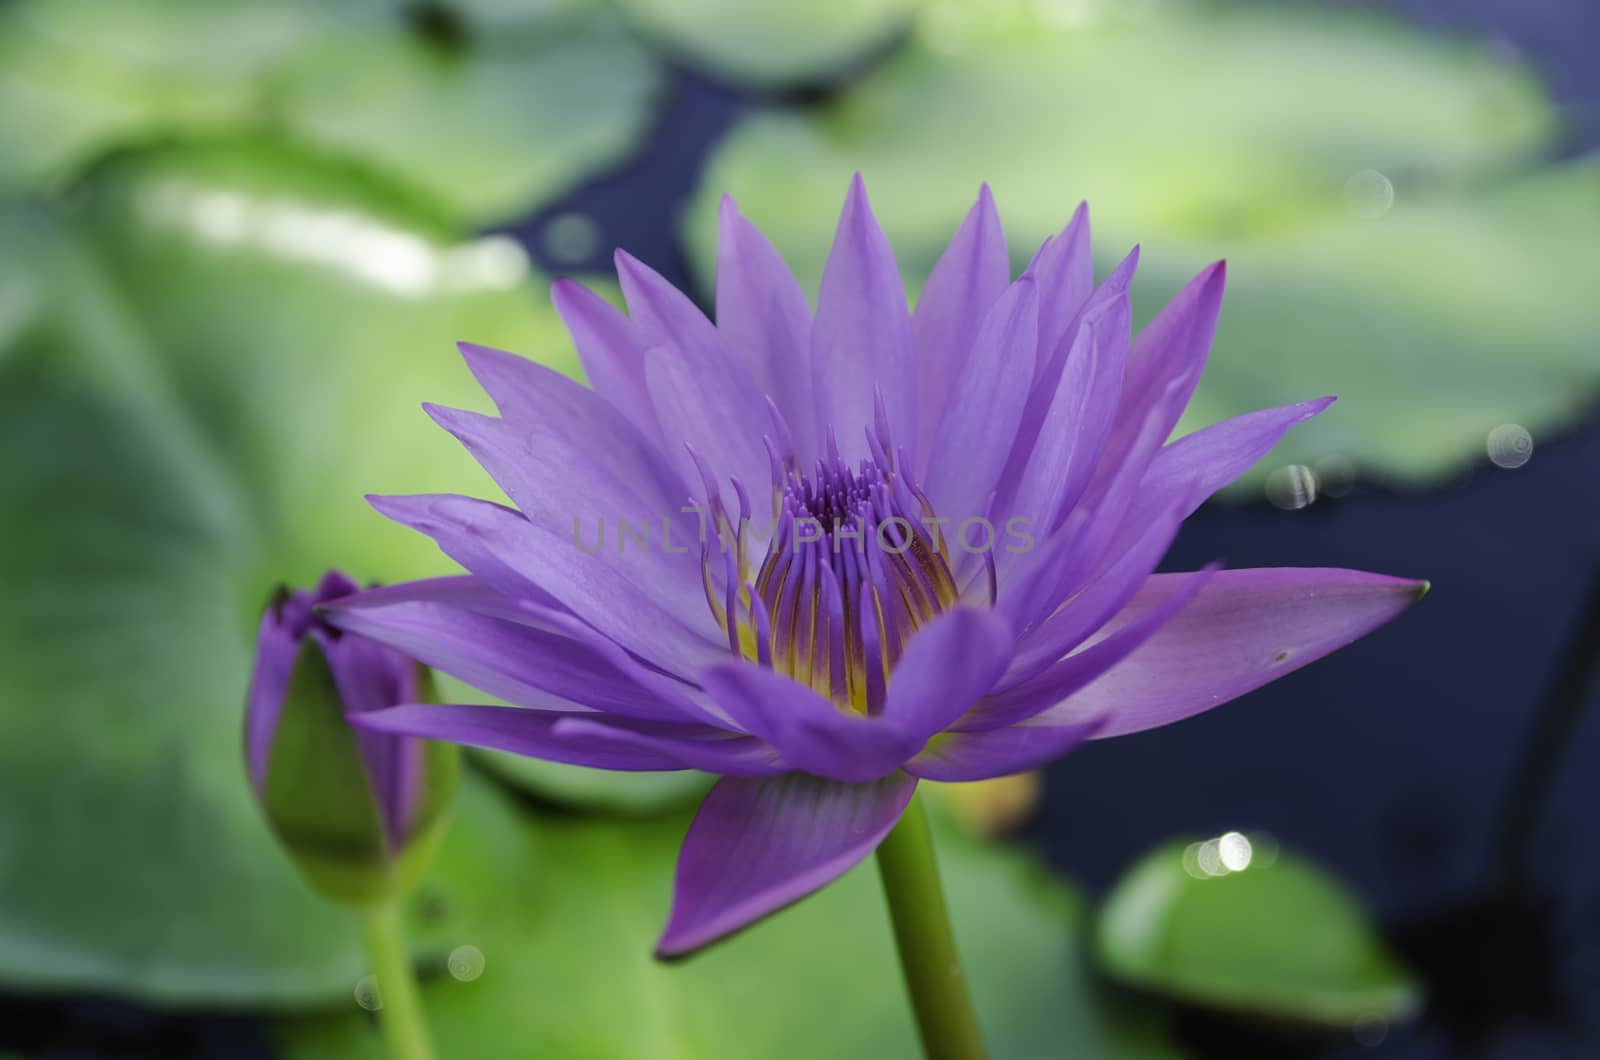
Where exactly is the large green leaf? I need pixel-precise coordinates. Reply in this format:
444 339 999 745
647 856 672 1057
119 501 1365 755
617 0 920 86
283 776 1182 1058
1160 161 1600 485
0 0 338 194
1095 836 1420 1024
271 12 661 226
0 139 576 1003
686 0 1595 487
0 0 661 224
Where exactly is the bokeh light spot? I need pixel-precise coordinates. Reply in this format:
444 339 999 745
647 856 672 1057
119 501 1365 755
1344 169 1395 218
1266 464 1318 509
353 974 382 1011
1352 1015 1389 1046
1486 423 1533 469
1217 831 1253 872
448 944 486 982
541 211 602 266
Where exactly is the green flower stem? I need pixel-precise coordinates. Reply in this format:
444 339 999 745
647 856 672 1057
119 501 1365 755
360 900 436 1060
875 791 989 1060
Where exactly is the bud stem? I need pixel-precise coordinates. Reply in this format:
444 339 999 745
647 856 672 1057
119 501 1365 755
360 900 437 1060
875 791 989 1060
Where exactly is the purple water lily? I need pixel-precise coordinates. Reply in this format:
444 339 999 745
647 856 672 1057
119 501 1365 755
323 178 1425 956
246 571 457 903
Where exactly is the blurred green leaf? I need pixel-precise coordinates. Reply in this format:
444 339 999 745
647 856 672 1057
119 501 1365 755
283 775 1183 1058
690 0 1555 278
617 0 920 86
0 139 576 1003
1095 836 1420 1024
0 0 339 193
0 0 661 224
271 13 660 226
688 0 1595 487
430 0 597 33
1163 161 1600 486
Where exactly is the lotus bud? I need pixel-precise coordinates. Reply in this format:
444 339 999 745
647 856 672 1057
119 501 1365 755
244 571 458 906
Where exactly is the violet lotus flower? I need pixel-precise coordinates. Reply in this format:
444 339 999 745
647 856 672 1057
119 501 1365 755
245 571 458 904
323 178 1424 955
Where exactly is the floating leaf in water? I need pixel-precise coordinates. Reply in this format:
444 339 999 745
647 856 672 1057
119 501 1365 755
616 0 919 87
0 0 661 224
1096 834 1421 1024
687 0 1593 487
272 11 661 226
0 139 575 1003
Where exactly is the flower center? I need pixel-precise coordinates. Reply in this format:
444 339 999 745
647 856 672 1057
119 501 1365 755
697 410 965 715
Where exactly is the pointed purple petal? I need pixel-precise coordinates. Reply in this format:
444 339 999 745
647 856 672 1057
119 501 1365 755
697 663 915 783
322 575 717 724
550 279 658 436
992 519 1087 637
995 245 1136 533
322 587 705 722
1135 397 1336 523
908 719 1102 781
656 772 916 957
882 607 1015 738
616 251 773 498
455 341 688 511
1029 568 1429 737
812 175 914 460
642 344 770 511
1001 290 1129 537
369 493 724 679
352 703 753 772
996 413 1188 641
319 574 535 623
1083 261 1226 509
243 607 301 793
964 564 1220 731
422 400 695 568
913 185 1009 459
923 276 1038 527
1001 490 1190 689
1059 371 1196 576
407 406 712 635
1031 204 1096 378
716 196 817 460
551 716 785 776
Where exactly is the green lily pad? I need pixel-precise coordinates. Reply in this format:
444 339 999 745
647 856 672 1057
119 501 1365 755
0 138 578 1004
0 0 661 224
687 0 1593 487
271 12 661 226
1095 835 1421 1024
617 0 920 87
0 0 338 194
430 0 595 32
283 776 1181 1058
1166 160 1600 486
